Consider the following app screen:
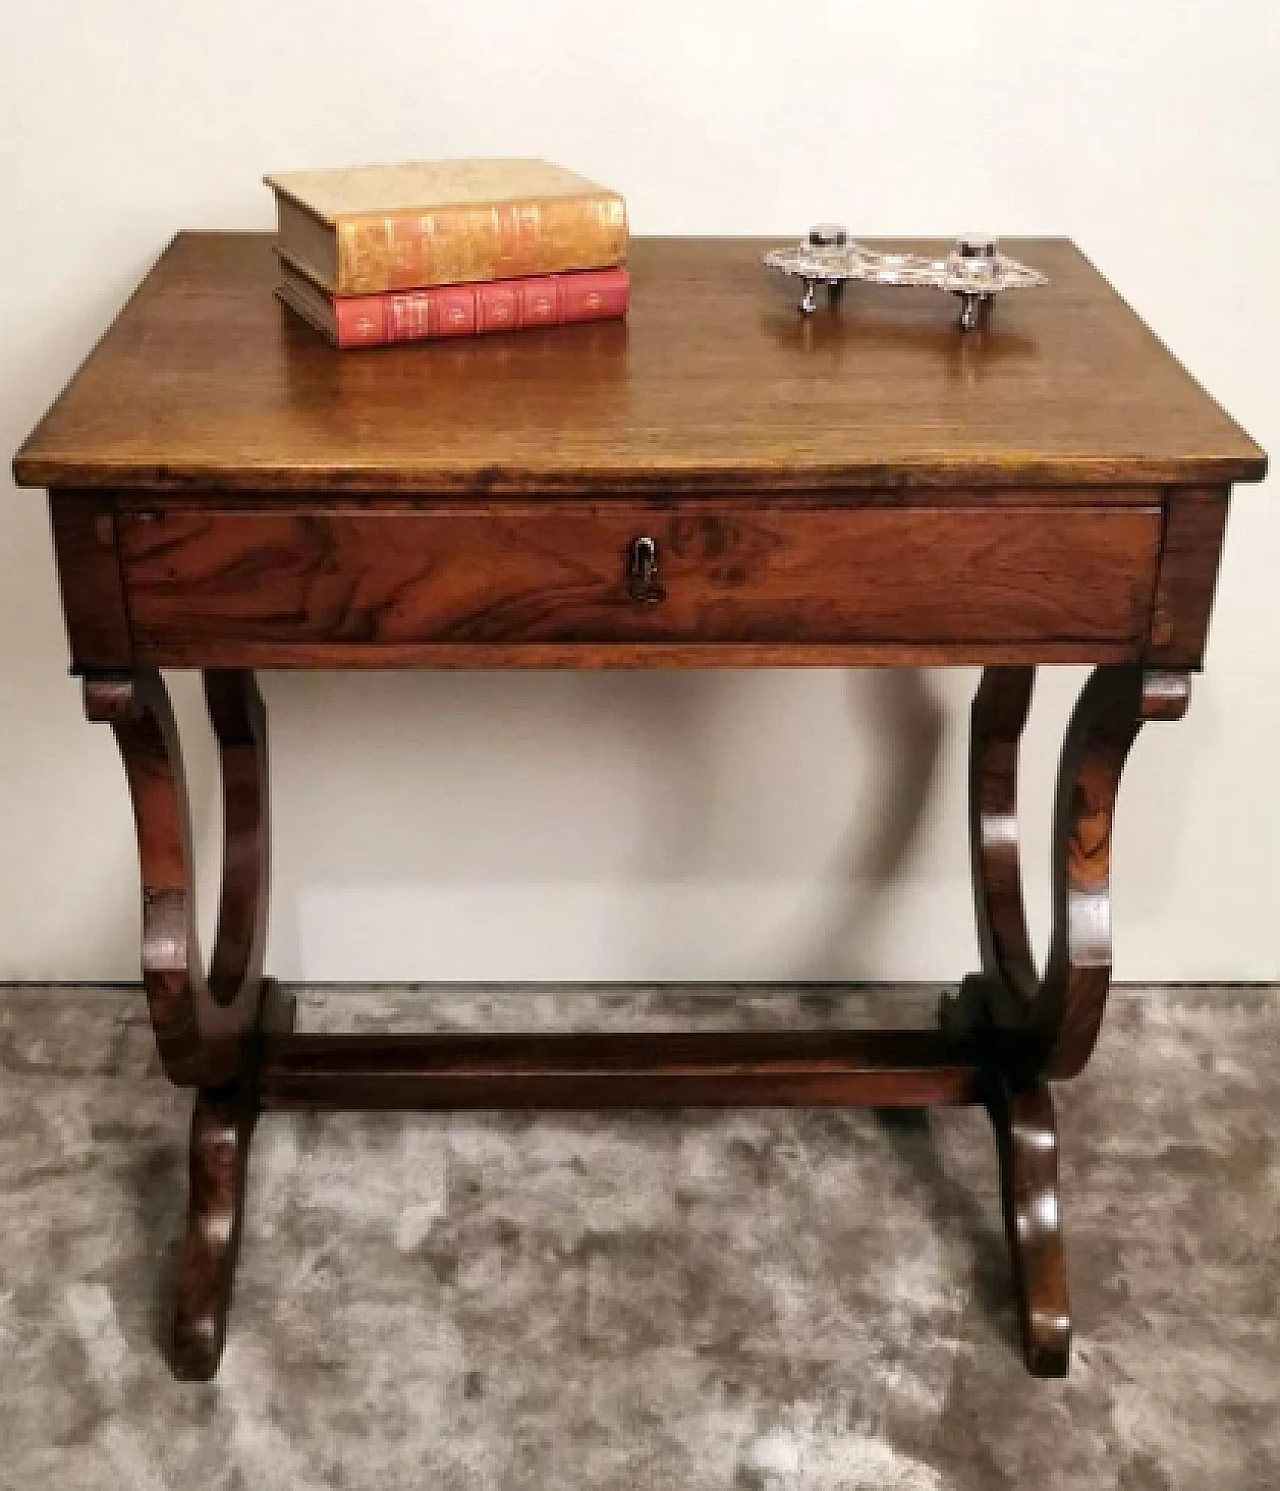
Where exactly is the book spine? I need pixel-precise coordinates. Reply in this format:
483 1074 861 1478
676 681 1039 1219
332 269 629 349
334 192 627 296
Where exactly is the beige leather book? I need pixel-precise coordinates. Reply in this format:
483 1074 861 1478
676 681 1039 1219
265 158 628 296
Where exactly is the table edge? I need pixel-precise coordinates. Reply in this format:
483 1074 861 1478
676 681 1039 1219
11 454 1269 494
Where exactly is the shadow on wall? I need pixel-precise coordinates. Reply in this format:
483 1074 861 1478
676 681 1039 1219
796 670 948 981
259 667 953 984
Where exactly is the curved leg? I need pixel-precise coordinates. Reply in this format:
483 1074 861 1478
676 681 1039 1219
946 664 1190 1077
204 671 271 1011
173 980 294 1381
945 664 1190 1375
946 665 1039 1035
84 668 270 1088
172 1080 255 1379
1035 667 1189 1077
989 1073 1070 1377
87 667 274 1379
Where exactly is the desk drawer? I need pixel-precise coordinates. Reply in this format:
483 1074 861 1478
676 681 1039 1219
118 502 1161 664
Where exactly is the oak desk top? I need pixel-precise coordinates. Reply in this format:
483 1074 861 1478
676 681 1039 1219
13 233 1266 495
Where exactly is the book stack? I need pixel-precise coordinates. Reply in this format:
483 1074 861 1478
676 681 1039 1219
266 158 629 349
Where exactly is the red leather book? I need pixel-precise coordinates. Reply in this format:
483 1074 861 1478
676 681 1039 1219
276 256 629 349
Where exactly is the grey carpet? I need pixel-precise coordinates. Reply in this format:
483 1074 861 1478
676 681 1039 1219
0 984 1276 1490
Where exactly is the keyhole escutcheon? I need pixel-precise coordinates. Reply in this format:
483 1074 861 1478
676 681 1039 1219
627 535 665 604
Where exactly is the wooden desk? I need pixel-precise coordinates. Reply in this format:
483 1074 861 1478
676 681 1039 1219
14 234 1265 1381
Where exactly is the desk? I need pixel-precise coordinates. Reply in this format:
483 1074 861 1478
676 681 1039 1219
14 234 1265 1381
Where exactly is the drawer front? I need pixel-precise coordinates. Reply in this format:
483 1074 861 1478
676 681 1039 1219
118 503 1161 663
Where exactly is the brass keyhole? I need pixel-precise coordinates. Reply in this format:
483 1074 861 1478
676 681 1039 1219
627 535 665 604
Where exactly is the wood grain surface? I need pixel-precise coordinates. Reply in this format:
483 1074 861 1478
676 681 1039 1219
1146 486 1232 668
947 664 1192 1080
48 494 132 668
13 234 1266 494
172 980 294 1382
82 668 269 1088
117 501 1162 665
171 1083 257 1381
256 1028 987 1111
989 1074 1072 1377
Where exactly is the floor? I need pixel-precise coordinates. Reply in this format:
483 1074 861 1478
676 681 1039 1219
0 984 1276 1491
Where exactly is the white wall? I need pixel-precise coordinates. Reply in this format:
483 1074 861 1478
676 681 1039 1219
0 1 1275 984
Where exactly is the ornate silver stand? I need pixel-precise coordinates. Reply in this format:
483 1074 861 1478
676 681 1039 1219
764 229 1047 329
